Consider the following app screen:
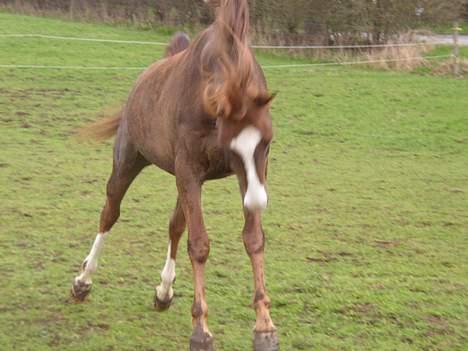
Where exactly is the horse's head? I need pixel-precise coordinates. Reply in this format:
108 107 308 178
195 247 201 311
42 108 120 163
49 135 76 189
225 95 274 212
201 45 275 212
214 93 275 212
199 0 275 212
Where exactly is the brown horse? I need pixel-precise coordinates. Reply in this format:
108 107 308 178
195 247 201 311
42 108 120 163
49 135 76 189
71 0 277 350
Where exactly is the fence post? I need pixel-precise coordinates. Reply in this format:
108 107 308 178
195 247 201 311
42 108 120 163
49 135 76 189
69 0 75 20
452 22 461 77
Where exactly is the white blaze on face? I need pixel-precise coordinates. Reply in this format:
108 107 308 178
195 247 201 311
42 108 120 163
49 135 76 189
230 126 268 211
156 241 176 301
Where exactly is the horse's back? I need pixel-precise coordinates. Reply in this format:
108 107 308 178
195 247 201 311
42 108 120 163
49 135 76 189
123 57 182 173
118 29 221 176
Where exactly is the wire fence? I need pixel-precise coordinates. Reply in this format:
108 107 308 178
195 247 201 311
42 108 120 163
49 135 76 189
0 55 451 72
0 33 448 49
0 33 168 46
0 33 453 72
0 33 461 154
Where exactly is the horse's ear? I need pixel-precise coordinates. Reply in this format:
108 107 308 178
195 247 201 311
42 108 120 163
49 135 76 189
254 92 277 107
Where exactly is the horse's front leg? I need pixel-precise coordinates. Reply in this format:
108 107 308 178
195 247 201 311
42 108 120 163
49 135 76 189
243 210 279 351
175 161 214 351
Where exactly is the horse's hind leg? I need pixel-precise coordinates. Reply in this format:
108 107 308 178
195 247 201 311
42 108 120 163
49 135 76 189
71 132 147 301
154 197 186 310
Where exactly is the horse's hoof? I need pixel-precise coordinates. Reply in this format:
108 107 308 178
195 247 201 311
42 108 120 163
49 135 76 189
253 331 279 351
71 279 92 302
154 293 173 311
190 327 214 351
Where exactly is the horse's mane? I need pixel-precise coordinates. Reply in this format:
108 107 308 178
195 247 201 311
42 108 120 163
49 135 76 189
200 0 271 120
77 1 268 143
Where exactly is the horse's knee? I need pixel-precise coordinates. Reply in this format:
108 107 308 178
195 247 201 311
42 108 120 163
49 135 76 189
188 234 210 264
243 228 264 257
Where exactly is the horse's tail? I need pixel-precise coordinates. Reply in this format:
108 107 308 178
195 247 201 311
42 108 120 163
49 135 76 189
202 0 270 120
76 111 122 142
165 32 190 57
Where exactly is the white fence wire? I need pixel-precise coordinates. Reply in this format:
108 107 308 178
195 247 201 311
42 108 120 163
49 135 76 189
0 33 452 71
0 33 447 49
0 33 168 46
0 55 451 71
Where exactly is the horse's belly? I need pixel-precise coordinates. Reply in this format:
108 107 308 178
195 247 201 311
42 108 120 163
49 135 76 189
128 116 176 175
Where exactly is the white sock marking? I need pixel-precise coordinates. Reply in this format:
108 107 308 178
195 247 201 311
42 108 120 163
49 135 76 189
77 233 106 284
230 126 268 211
156 241 176 301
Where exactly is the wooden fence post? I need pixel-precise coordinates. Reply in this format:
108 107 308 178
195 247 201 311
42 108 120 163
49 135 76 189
69 0 75 20
452 22 461 77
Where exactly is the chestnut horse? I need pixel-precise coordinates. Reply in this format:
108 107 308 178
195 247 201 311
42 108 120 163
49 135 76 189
71 0 277 350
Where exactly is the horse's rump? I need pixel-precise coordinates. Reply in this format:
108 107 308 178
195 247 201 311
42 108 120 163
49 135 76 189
165 32 190 57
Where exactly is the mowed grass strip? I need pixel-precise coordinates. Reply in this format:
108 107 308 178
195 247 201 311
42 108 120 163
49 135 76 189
0 12 467 351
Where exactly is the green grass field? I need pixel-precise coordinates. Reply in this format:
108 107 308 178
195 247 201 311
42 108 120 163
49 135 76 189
1 12 467 351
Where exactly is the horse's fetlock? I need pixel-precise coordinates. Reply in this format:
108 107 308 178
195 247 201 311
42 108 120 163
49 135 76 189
191 301 208 319
254 290 265 303
254 292 271 310
84 259 98 274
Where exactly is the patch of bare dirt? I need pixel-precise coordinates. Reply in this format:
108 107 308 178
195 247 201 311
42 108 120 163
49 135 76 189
306 250 353 264
374 240 401 249
424 315 453 337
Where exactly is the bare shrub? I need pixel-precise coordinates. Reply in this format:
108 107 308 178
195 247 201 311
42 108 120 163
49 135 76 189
432 59 468 77
362 33 433 71
1 0 465 45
